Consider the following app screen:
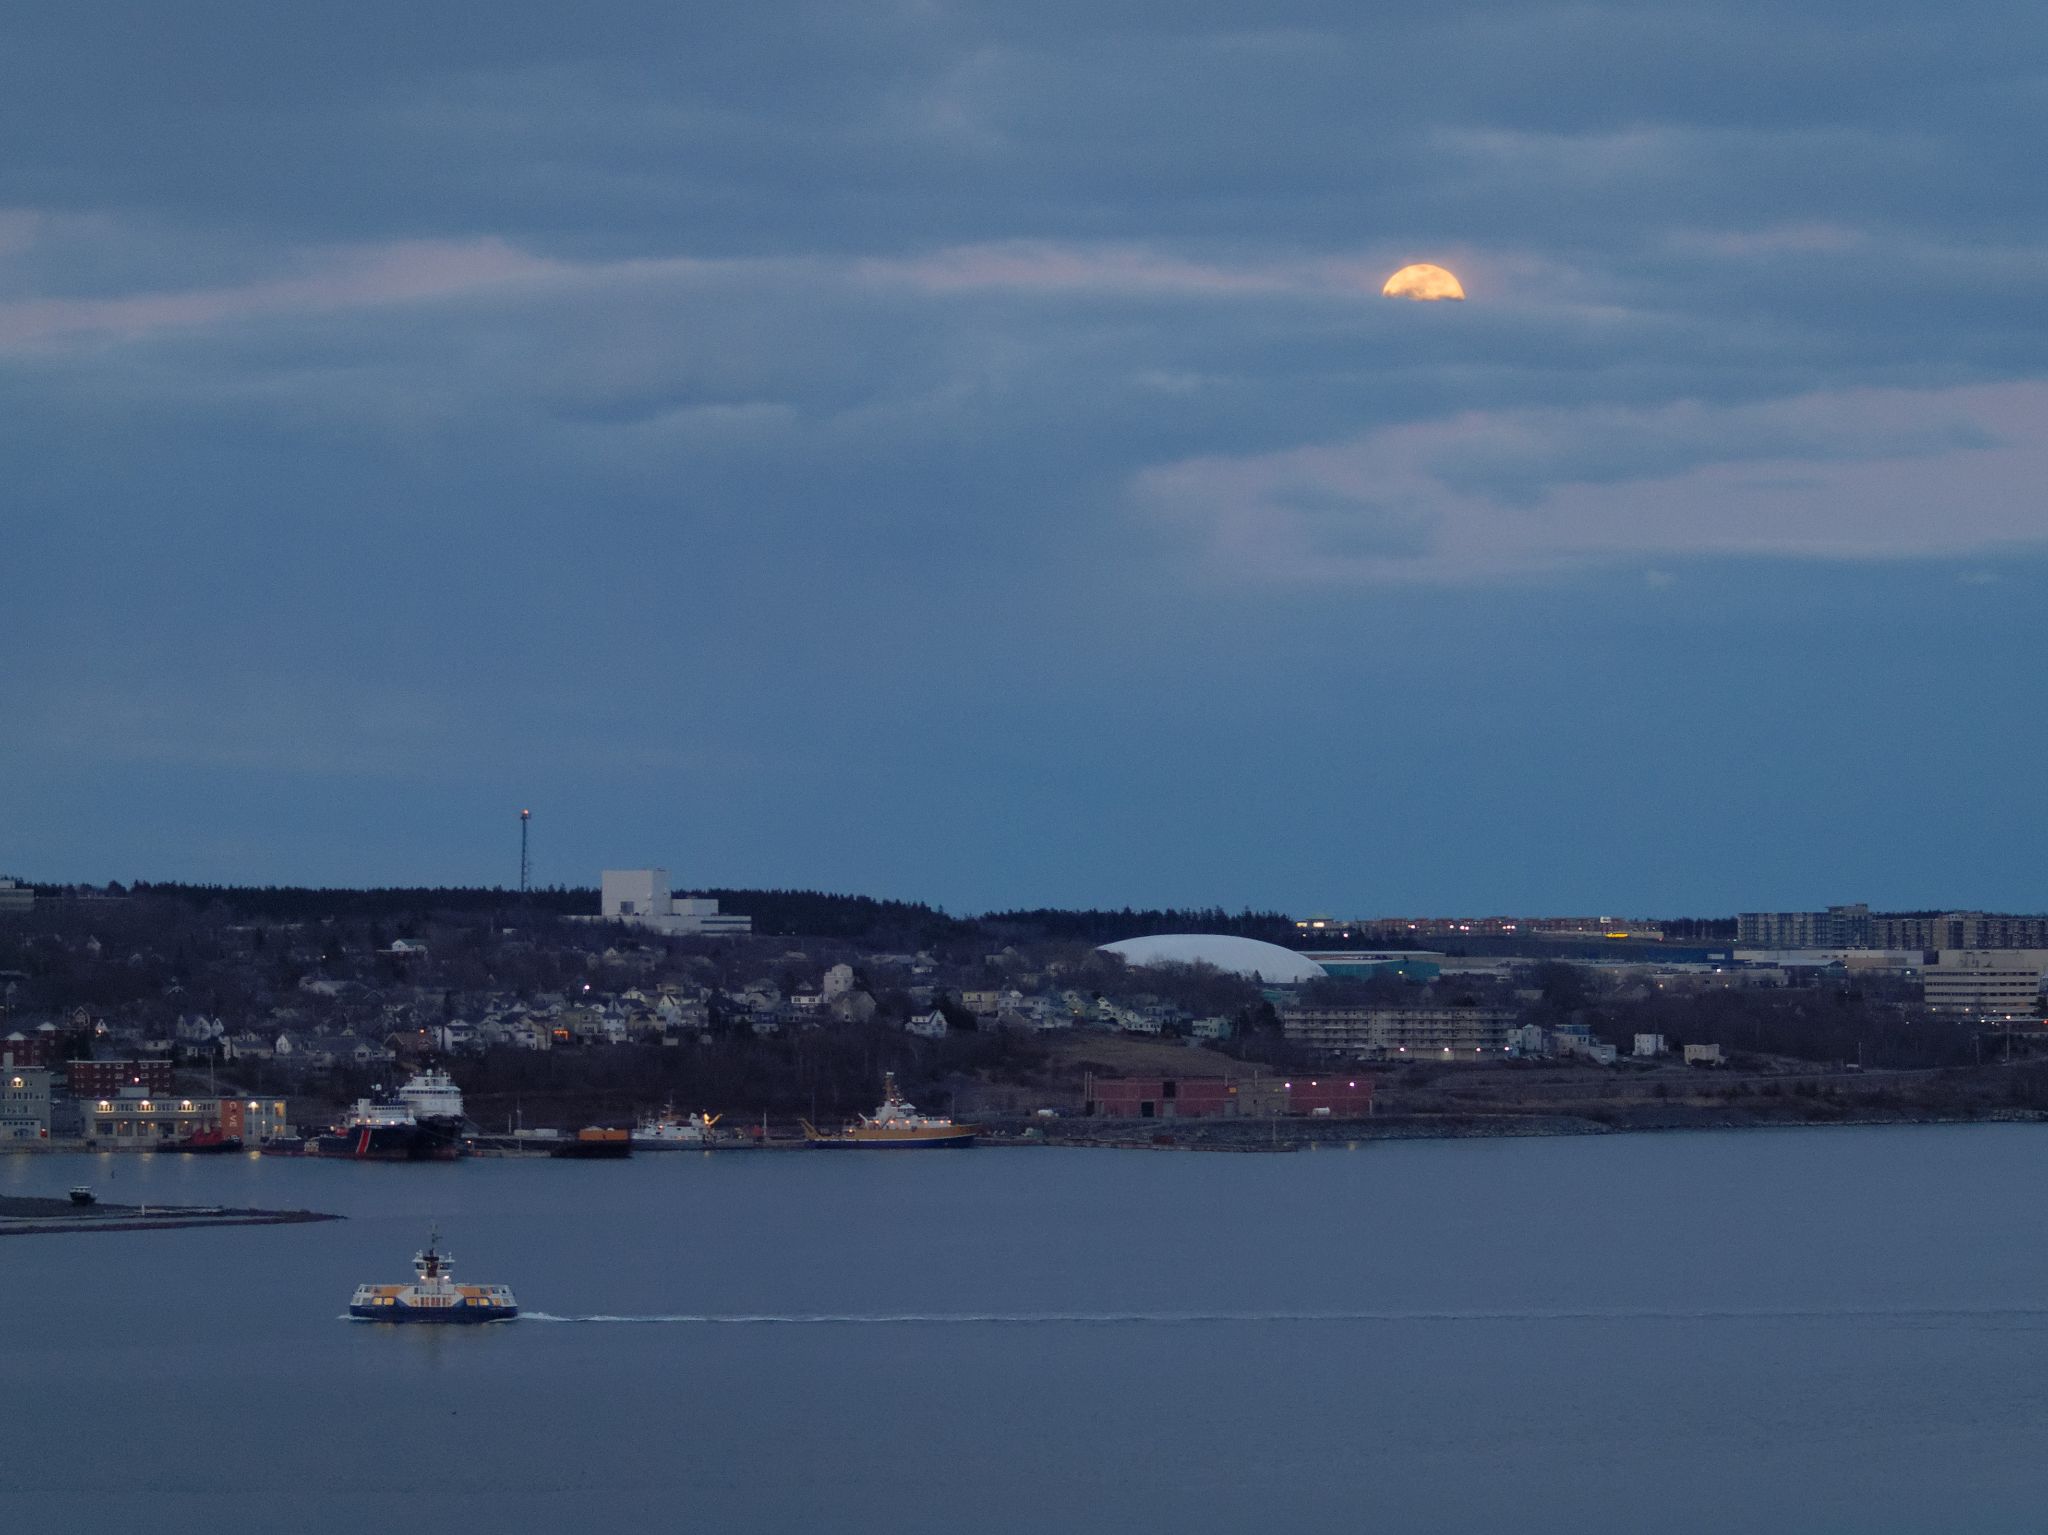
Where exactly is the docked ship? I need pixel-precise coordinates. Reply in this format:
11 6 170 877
550 1126 632 1159
349 1231 518 1323
632 1107 721 1148
309 1068 468 1161
169 1127 244 1154
803 1073 977 1149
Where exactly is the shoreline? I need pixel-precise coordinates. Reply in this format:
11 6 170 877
0 1194 344 1237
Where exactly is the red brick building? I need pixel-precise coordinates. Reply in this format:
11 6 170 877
1 1027 59 1068
67 1059 174 1098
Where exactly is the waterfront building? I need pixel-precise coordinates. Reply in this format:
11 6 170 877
1279 1005 1517 1059
83 1087 291 1144
1085 1075 1238 1118
1081 1074 1371 1118
1922 950 2048 1021
1 1068 55 1139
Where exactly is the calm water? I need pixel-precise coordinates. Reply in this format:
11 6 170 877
8 1126 2048 1533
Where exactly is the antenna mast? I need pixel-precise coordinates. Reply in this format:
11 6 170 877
519 809 531 898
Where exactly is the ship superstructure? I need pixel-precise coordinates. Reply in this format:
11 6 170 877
633 1107 722 1147
803 1073 977 1148
309 1068 468 1161
349 1231 517 1323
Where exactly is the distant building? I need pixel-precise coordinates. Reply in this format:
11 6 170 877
592 869 751 937
1081 1074 1370 1118
1 1025 59 1068
905 1009 949 1039
1279 1006 1517 1059
1301 951 1444 982
1316 916 1664 943
0 878 32 915
67 1059 174 1098
1737 905 2048 952
1684 1043 1725 1066
1633 1033 1669 1058
1922 950 2048 1021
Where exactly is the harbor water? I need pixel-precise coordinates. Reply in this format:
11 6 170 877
8 1124 2048 1533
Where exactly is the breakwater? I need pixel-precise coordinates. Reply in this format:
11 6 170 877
0 1194 343 1237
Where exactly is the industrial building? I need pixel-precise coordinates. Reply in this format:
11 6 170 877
594 868 752 937
1302 951 1444 982
1922 950 2048 1021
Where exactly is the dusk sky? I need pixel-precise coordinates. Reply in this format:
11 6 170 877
5 1 2045 915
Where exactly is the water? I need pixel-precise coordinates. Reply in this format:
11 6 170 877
8 1125 2048 1533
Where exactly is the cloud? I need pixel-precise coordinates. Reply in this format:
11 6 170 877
1135 381 2048 584
0 236 560 349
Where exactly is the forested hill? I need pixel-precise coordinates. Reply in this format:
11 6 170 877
95 884 1296 947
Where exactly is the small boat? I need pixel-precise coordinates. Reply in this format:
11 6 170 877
69 1186 96 1207
632 1107 722 1147
550 1126 632 1159
349 1231 518 1323
803 1073 977 1148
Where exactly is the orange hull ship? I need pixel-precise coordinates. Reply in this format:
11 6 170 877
803 1073 976 1149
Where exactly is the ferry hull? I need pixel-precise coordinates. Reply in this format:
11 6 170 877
348 1303 518 1324
309 1124 463 1161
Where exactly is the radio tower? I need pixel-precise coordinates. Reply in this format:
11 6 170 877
519 809 532 897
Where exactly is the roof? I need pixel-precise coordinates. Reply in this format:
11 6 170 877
1098 934 1327 983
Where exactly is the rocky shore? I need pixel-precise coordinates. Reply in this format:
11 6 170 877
0 1194 343 1237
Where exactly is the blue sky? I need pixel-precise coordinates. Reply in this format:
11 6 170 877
4 1 2046 914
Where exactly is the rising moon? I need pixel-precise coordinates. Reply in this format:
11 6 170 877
1382 263 1465 301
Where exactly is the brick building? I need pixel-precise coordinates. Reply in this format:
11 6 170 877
67 1059 174 1098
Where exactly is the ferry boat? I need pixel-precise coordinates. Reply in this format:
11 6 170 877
632 1107 721 1147
308 1068 468 1161
803 1073 977 1149
349 1231 518 1323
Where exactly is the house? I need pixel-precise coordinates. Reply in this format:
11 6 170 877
1684 1043 1726 1066
905 1010 949 1039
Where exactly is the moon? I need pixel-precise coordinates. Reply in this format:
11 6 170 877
1382 263 1465 301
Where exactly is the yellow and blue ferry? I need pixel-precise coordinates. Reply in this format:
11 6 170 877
349 1232 518 1323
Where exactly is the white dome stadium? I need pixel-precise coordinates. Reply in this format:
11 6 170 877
1098 934 1327 983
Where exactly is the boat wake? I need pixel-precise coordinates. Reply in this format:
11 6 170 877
515 1304 2048 1327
